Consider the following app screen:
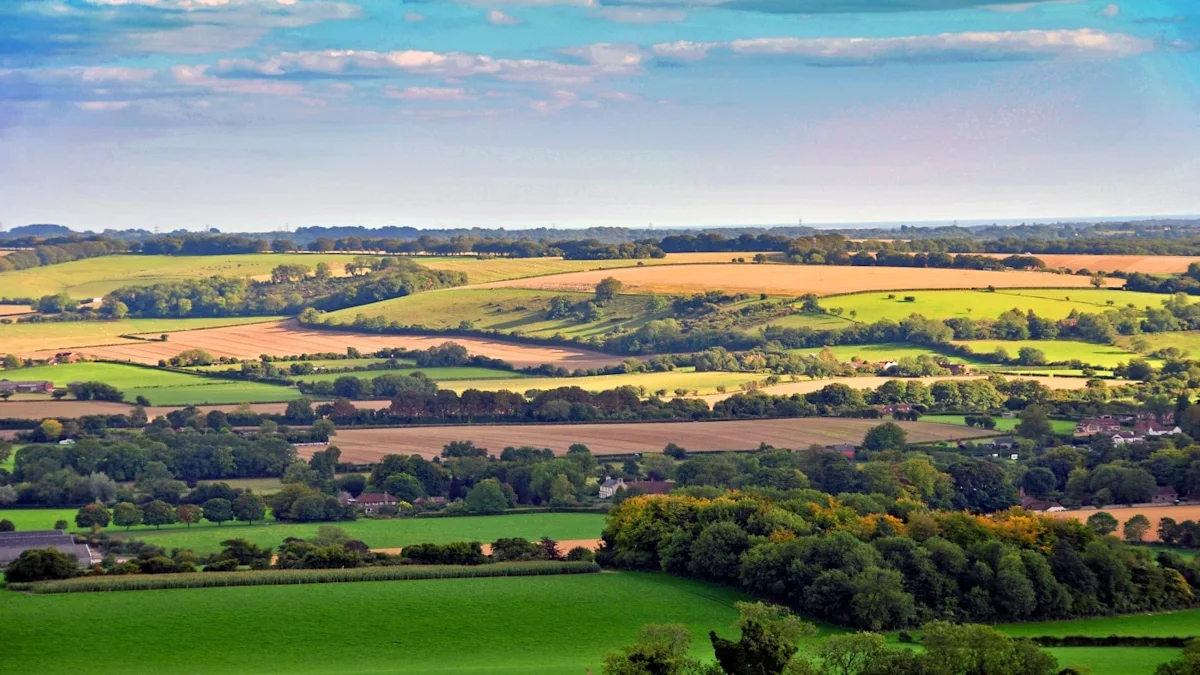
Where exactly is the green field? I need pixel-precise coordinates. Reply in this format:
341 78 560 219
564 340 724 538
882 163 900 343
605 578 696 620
920 414 1078 435
298 366 524 384
952 339 1148 368
0 571 747 674
0 254 379 299
756 312 856 331
823 288 1178 323
0 508 607 554
2 362 299 405
998 609 1200 638
1042 647 1179 675
325 287 665 340
1117 331 1200 357
811 342 986 364
189 357 413 373
0 316 283 355
412 252 784 284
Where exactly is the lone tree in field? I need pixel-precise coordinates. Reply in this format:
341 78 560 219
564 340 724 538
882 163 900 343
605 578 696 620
176 503 201 528
594 277 624 306
113 502 142 531
232 492 267 525
1123 514 1151 543
1087 511 1119 536
1016 404 1054 443
75 502 111 530
142 500 177 530
202 498 234 526
862 422 907 452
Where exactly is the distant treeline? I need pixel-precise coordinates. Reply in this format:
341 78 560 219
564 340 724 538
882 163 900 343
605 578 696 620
0 236 128 274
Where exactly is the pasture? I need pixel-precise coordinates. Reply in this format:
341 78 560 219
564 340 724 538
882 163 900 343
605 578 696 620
480 264 1123 297
822 288 1173 323
189 357 411 373
0 508 607 554
46 319 622 370
0 572 747 674
323 287 663 339
0 253 375 299
920 414 1078 435
318 418 994 463
438 368 769 396
1 362 298 406
0 316 282 356
952 339 1146 368
1117 331 1200 356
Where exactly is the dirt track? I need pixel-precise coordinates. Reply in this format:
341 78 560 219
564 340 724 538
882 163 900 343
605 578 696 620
31 319 621 370
312 418 993 463
481 264 1124 297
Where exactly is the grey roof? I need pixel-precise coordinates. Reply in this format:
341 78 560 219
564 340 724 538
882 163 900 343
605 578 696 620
0 530 74 546
0 544 92 567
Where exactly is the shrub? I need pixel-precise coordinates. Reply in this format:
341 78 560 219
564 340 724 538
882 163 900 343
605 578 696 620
4 548 79 583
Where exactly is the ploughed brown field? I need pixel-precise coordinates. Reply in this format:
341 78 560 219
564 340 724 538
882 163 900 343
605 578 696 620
697 375 1121 405
1047 504 1200 542
479 263 1124 296
979 254 1200 274
26 319 621 370
307 418 994 463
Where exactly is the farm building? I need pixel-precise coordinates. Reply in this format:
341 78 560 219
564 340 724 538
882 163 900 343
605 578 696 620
351 493 399 513
1074 417 1121 437
1154 486 1181 505
1134 420 1182 437
0 530 94 567
599 478 676 499
0 379 53 394
826 443 857 459
598 478 625 499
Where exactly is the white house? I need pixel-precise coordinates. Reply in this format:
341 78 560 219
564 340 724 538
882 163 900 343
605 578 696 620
599 478 626 499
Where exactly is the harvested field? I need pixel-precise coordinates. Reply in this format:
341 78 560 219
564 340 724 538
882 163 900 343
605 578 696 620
1048 505 1200 542
978 254 1200 274
29 319 621 370
481 264 1124 296
0 304 34 317
3 316 284 356
413 252 784 284
313 418 994 463
694 375 1119 406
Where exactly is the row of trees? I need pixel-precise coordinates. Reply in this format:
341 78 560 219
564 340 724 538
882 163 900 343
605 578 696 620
74 491 266 530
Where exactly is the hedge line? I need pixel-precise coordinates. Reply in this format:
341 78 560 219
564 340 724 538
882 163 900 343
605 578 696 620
8 561 601 594
1028 635 1194 648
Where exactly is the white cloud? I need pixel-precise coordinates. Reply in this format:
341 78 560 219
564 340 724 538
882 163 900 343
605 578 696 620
652 29 1155 66
74 101 132 111
1101 3 1120 17
385 86 475 100
403 11 426 21
216 48 643 84
487 8 521 24
562 43 647 66
172 64 304 95
594 7 686 23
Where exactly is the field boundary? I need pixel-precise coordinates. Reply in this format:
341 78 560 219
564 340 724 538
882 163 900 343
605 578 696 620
8 561 602 593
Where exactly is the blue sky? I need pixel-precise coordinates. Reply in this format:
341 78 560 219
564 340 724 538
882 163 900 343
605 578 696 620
0 0 1196 231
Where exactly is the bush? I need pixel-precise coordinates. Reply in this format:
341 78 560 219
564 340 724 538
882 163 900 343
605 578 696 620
204 558 240 573
0 519 14 532
4 548 79 583
565 547 596 563
53 519 69 531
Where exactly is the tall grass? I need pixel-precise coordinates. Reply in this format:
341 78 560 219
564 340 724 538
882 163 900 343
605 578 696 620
9 561 600 594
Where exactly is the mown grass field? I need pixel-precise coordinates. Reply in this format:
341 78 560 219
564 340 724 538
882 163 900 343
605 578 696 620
0 508 608 554
1117 331 1200 356
0 571 747 674
3 362 299 406
0 316 283 355
920 414 1079 435
811 342 987 364
0 254 376 299
437 367 769 396
325 287 665 340
951 339 1148 368
822 288 1175 323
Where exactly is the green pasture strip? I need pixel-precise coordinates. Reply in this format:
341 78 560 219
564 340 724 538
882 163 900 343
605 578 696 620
438 368 768 396
1 361 299 405
822 288 1175 323
9 561 601 594
951 339 1150 368
997 609 1200 638
920 414 1078 435
0 571 746 674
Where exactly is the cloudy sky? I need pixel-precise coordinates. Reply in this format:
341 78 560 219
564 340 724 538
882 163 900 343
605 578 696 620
1 0 1196 231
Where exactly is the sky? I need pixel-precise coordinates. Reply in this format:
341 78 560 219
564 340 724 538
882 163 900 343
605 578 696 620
0 0 1197 232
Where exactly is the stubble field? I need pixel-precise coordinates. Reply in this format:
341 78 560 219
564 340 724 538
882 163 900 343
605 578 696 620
978 254 1200 274
480 264 1124 296
314 418 994 463
1048 505 1200 542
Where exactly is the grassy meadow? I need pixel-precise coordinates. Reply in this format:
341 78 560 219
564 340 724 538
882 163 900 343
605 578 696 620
188 357 415 373
920 414 1078 435
2 362 299 406
1117 331 1200 356
823 288 1176 323
438 367 769 396
952 339 1147 368
0 571 747 674
0 254 379 299
0 316 282 355
0 508 607 554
